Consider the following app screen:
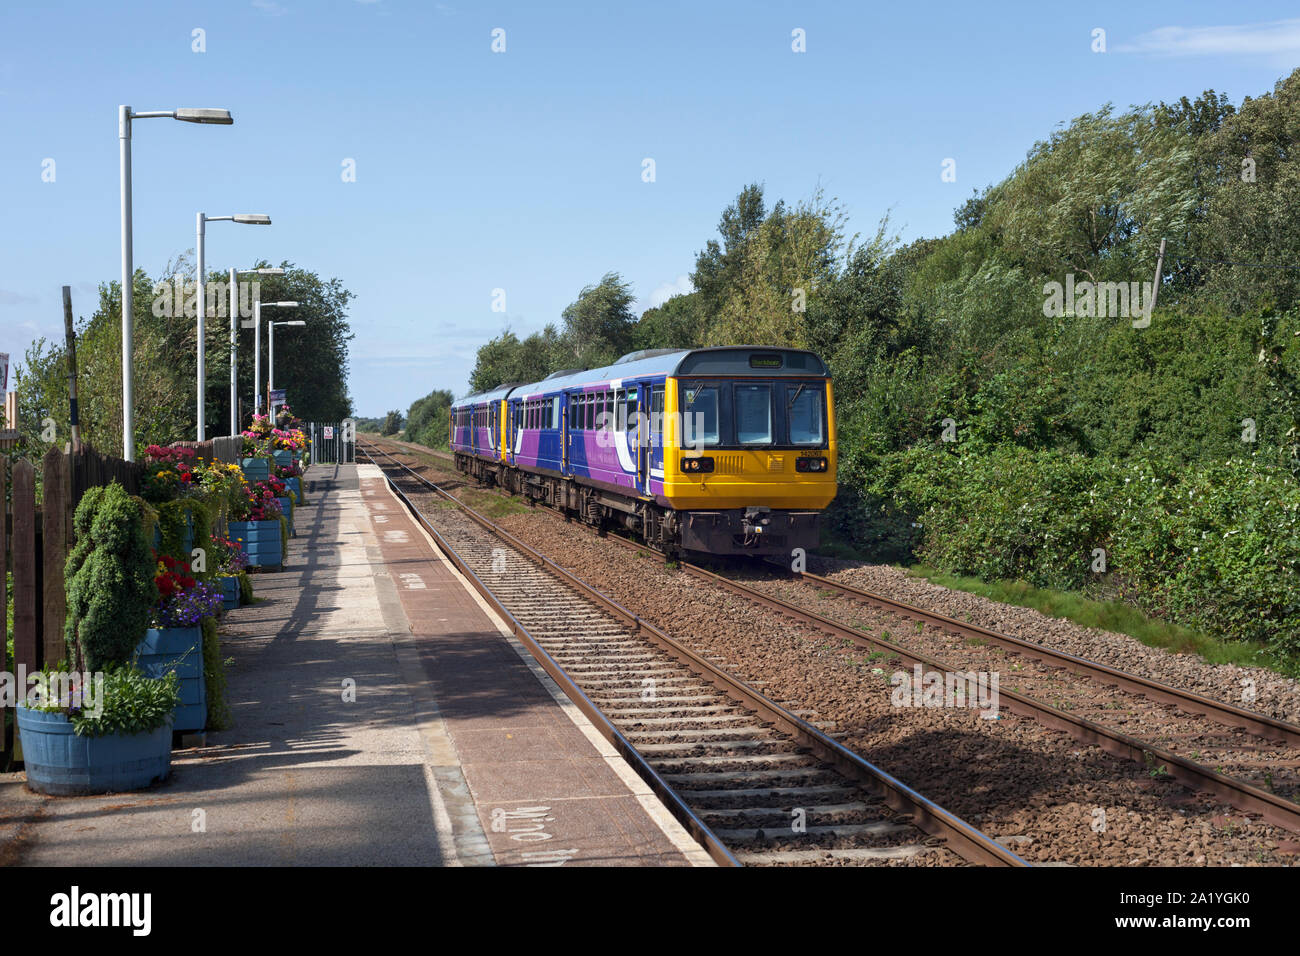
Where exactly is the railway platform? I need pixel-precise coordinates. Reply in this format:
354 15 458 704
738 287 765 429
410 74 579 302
0 463 708 868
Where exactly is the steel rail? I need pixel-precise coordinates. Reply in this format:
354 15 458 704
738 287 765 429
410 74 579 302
366 438 1300 836
360 441 1029 867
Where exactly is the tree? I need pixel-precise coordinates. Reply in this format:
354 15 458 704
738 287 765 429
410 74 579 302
704 187 851 347
380 410 404 435
15 257 355 460
560 273 637 368
692 183 767 318
404 388 454 449
634 293 708 350
986 105 1196 284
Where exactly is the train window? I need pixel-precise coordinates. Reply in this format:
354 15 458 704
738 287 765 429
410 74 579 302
788 384 824 445
682 386 719 446
583 394 592 431
735 384 772 445
551 397 560 430
624 391 637 433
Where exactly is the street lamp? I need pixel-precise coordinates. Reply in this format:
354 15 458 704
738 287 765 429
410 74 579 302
269 320 307 415
253 302 299 417
231 267 284 435
196 213 271 441
119 105 233 461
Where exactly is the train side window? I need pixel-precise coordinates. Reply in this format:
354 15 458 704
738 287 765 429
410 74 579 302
551 397 560 430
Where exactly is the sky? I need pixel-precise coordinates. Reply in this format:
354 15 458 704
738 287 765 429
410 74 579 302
1 1 1298 418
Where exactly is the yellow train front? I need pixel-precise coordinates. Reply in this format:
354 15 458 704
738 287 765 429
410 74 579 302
657 347 836 556
451 346 837 557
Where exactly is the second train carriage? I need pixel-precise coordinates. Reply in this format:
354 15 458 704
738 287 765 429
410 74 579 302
449 346 836 556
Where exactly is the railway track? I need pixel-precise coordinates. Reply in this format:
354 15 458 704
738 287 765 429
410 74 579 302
365 436 1300 839
358 441 1027 867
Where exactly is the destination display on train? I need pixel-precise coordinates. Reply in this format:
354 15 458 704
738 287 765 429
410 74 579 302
749 354 783 369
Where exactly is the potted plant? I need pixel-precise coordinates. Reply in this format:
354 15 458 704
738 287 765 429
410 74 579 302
229 482 284 570
137 555 223 734
16 483 180 795
211 534 249 610
275 459 306 507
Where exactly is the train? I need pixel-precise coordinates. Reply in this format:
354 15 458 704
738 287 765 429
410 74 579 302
449 346 837 556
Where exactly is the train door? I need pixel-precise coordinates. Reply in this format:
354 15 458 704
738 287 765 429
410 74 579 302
561 393 570 472
626 386 644 493
648 384 664 493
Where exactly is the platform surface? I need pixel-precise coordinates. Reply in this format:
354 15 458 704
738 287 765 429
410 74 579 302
0 462 707 868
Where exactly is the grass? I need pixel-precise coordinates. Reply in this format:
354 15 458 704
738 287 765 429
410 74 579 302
905 563 1278 673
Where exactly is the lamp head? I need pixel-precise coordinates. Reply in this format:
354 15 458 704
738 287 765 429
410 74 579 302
174 108 233 125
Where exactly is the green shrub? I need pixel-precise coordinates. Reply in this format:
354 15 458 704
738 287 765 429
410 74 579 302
64 484 158 670
200 615 230 731
237 570 254 604
1111 455 1300 659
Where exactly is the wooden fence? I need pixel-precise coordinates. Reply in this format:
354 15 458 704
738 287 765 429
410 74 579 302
0 440 228 764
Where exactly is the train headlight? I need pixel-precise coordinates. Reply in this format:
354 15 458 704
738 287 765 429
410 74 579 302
681 456 714 473
796 457 828 472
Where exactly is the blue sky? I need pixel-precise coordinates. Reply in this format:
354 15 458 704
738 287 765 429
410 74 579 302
2 1 1298 417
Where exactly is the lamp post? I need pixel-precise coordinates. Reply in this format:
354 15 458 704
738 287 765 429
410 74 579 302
269 320 307 416
253 301 299 417
119 106 232 461
196 214 271 440
231 267 284 435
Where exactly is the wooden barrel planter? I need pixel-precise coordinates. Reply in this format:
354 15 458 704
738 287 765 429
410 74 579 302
229 519 283 570
16 706 173 795
240 456 271 481
276 496 295 536
136 628 207 734
218 575 240 611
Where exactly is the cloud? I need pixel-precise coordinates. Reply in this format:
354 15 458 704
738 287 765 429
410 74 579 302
646 274 693 309
0 289 38 307
1116 18 1300 58
252 0 288 15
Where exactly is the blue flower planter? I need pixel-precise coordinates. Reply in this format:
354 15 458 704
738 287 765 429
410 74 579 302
16 704 172 795
218 575 240 611
229 519 283 568
273 449 293 468
276 496 295 536
240 456 271 481
284 476 303 504
136 627 207 734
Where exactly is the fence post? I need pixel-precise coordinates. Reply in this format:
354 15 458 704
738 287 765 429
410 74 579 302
12 460 38 683
42 446 70 669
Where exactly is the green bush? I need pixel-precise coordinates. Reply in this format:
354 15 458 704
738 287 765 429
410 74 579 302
1111 455 1300 658
867 445 1300 666
886 444 1116 591
201 615 230 731
64 484 158 671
